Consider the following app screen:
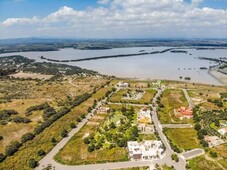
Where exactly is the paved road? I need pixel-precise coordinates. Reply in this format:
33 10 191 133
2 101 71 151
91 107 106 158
148 88 187 170
36 86 201 170
182 89 194 108
36 89 116 170
180 148 205 160
161 124 193 128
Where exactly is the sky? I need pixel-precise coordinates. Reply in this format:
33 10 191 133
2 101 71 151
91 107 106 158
0 0 226 39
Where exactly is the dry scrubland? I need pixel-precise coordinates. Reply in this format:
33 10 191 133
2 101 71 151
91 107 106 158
0 76 107 153
0 77 226 170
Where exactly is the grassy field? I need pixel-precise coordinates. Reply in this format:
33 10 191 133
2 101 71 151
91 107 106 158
0 76 107 153
158 89 191 124
0 83 110 170
110 89 156 104
54 110 129 165
187 85 227 110
210 143 227 169
164 128 201 152
188 156 223 170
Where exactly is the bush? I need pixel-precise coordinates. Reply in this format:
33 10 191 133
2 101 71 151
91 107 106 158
28 158 38 168
70 122 76 128
51 137 57 144
61 129 68 138
0 153 6 162
171 154 179 162
13 116 31 123
0 135 3 141
21 133 35 143
77 117 82 122
84 137 90 144
5 141 21 156
194 123 201 131
87 144 95 152
37 149 46 156
210 151 217 158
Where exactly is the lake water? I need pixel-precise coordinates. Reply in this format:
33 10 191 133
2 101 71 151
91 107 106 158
1 47 227 85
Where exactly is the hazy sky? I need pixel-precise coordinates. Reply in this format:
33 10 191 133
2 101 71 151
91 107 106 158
0 0 226 39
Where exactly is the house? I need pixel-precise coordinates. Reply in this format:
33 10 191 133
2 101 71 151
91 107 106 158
137 108 152 124
127 140 164 161
218 127 227 136
96 107 110 114
140 140 164 160
127 141 142 160
204 136 225 147
174 107 193 120
117 81 129 88
138 124 154 134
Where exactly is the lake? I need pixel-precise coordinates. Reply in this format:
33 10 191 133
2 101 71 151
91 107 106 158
1 47 226 85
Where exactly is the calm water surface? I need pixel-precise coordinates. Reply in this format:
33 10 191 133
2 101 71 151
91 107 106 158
1 47 226 85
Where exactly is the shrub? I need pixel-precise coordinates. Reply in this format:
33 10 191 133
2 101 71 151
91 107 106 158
194 123 201 131
0 153 6 162
171 154 179 162
210 151 217 158
37 149 46 156
77 117 82 122
21 133 35 143
5 141 21 156
61 129 68 138
13 116 31 123
51 137 57 144
70 122 76 128
0 135 3 141
84 137 90 144
28 158 38 168
87 144 95 152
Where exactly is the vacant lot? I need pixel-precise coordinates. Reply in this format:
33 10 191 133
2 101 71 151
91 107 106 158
0 76 108 153
164 128 201 152
0 78 109 170
188 156 223 170
9 72 53 80
188 85 227 110
210 143 227 169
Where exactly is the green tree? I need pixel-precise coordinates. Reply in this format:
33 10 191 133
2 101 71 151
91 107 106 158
37 149 46 156
28 158 38 168
61 129 68 138
194 123 201 131
5 141 21 156
21 133 35 143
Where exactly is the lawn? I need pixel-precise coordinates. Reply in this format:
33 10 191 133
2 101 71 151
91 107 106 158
188 156 223 170
158 89 190 124
164 128 201 152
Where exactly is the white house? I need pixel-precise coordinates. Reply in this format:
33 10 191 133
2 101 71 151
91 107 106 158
127 141 142 160
218 127 227 136
117 81 129 88
127 140 164 161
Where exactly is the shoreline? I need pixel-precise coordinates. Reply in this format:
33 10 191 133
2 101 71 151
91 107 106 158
208 66 227 86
